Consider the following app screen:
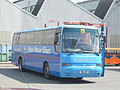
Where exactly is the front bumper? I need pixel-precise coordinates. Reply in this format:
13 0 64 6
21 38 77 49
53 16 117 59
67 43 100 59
60 66 102 78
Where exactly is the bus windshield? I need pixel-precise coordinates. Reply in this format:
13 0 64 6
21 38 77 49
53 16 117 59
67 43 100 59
62 28 100 53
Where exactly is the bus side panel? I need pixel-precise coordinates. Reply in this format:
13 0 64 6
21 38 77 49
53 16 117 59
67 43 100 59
12 45 25 66
12 49 17 65
20 45 61 77
12 45 17 65
49 53 60 77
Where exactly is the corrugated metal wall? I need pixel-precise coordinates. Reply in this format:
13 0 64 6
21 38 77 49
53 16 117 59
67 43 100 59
0 31 11 44
104 0 120 48
0 0 37 33
0 0 102 34
37 0 102 27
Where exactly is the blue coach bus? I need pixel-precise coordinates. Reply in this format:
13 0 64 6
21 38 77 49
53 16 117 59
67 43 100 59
12 25 104 79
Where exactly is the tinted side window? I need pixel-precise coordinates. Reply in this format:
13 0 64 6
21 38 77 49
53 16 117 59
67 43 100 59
54 32 60 52
15 34 20 45
19 33 27 45
43 30 56 45
34 31 44 44
12 34 17 45
26 32 34 45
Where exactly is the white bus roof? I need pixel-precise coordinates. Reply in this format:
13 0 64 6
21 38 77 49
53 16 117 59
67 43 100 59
15 25 98 33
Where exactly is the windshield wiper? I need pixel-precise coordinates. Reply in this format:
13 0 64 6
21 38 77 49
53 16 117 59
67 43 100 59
92 52 100 56
82 51 100 56
65 48 83 53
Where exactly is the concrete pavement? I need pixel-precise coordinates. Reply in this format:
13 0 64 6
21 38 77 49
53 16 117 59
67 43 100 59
0 62 120 90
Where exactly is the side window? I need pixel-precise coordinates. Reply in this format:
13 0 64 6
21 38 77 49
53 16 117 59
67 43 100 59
54 31 61 52
15 34 20 44
34 31 44 44
43 30 56 44
19 33 27 45
12 34 16 45
26 32 34 45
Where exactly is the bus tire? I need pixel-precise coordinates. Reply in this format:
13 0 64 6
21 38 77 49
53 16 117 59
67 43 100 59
115 64 119 66
43 62 50 79
77 77 83 80
18 58 26 72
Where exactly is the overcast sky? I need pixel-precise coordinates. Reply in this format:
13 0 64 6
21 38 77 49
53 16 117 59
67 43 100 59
9 0 88 3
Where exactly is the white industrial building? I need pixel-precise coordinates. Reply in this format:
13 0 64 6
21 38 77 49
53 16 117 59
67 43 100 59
0 0 103 40
0 0 102 61
103 0 120 48
77 0 120 49
0 0 102 32
94 0 120 48
77 0 100 13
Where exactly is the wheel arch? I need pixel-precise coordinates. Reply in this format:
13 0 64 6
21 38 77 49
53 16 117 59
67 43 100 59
18 56 23 65
43 61 49 71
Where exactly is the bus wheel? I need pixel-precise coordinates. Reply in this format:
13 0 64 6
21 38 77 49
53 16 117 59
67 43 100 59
43 63 50 79
77 77 83 80
115 64 119 66
18 58 25 72
73 77 83 80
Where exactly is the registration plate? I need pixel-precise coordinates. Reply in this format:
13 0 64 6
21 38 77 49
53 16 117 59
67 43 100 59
80 71 89 73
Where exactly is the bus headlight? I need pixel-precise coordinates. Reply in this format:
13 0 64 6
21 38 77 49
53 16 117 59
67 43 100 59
62 63 71 66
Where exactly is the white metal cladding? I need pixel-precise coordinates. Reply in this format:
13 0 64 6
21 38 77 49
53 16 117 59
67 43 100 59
0 31 11 44
37 0 102 27
0 0 38 34
104 0 120 48
0 0 102 34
